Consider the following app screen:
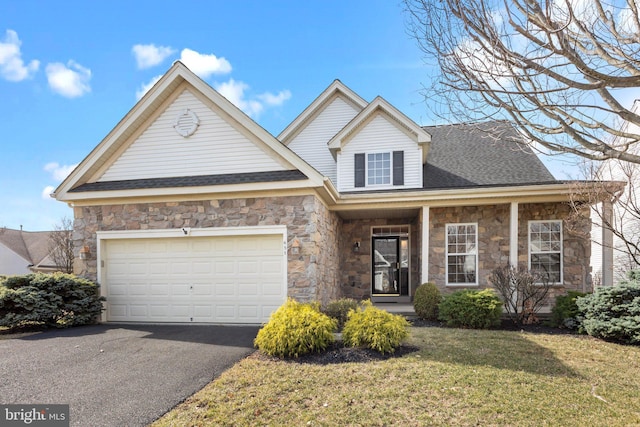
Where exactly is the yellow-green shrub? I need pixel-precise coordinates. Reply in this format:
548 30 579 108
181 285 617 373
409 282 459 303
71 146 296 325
254 298 337 358
342 301 410 354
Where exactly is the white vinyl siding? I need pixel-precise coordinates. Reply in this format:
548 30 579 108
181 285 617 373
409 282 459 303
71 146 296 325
99 89 285 181
102 232 286 324
337 114 423 192
287 96 360 183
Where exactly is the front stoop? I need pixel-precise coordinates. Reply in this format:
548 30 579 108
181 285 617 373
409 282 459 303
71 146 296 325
374 303 417 319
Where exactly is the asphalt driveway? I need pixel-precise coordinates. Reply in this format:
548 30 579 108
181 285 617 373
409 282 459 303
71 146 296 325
0 324 260 426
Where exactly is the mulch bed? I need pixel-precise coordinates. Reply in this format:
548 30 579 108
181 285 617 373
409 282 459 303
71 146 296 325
252 319 578 365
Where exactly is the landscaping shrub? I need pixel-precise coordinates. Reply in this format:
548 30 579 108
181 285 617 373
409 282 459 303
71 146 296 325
438 289 503 329
548 291 587 329
322 298 360 329
413 282 441 320
0 272 104 329
254 298 337 358
576 272 640 344
342 300 409 354
489 264 551 325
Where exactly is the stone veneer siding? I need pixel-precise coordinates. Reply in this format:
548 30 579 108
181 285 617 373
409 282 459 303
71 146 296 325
427 202 591 300
428 204 511 294
518 202 592 300
339 217 420 300
72 195 341 305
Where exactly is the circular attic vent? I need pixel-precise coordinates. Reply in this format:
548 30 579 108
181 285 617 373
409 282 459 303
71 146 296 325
173 109 200 137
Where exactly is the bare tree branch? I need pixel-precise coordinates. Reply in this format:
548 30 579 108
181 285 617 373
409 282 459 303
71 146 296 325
404 0 640 163
48 217 74 274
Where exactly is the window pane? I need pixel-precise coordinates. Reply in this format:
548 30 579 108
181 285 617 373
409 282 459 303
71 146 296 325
529 221 562 283
446 224 477 284
367 152 391 185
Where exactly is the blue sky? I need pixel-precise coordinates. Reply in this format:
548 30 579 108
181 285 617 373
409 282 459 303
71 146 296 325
0 0 581 231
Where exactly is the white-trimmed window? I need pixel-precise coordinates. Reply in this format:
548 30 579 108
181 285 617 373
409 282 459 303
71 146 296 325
367 152 391 185
529 220 563 283
354 151 404 188
446 223 477 285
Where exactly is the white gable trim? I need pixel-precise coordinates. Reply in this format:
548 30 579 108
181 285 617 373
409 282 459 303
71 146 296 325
328 96 431 161
278 80 367 144
54 62 325 202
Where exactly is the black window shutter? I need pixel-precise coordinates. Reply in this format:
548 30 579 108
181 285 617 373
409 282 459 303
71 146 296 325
354 153 366 187
393 151 404 185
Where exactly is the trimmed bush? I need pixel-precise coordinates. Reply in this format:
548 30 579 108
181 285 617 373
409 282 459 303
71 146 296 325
438 289 503 329
254 298 337 358
548 291 587 329
577 274 640 344
342 300 410 354
322 298 360 329
413 282 441 320
0 272 104 329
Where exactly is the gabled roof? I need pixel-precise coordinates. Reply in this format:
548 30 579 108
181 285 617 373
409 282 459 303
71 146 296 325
423 121 556 189
54 62 326 202
278 79 368 144
327 96 431 161
0 228 58 269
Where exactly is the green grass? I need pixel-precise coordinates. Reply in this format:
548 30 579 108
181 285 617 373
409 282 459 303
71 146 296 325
152 327 640 426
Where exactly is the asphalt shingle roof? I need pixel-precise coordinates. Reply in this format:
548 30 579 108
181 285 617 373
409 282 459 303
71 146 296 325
70 170 308 192
423 121 556 189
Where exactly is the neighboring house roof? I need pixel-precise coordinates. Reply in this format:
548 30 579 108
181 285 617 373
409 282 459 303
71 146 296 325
0 228 60 271
423 121 556 190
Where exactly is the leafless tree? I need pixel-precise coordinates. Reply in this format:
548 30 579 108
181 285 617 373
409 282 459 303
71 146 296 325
48 217 74 274
404 0 640 163
571 160 640 280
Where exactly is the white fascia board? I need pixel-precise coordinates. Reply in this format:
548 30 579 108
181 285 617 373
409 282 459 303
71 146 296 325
332 183 586 210
278 80 367 143
55 179 321 203
327 96 431 151
54 61 326 200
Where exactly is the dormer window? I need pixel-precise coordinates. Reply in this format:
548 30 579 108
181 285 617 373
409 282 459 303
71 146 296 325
355 151 404 188
368 152 391 185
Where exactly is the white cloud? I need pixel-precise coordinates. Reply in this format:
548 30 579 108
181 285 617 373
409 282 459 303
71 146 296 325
132 44 176 69
258 90 292 106
136 74 162 100
0 29 39 81
215 79 291 117
45 60 91 98
44 162 77 181
215 79 264 117
41 185 55 200
180 48 231 78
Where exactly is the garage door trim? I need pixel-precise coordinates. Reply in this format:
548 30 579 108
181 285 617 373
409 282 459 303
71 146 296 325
96 225 287 323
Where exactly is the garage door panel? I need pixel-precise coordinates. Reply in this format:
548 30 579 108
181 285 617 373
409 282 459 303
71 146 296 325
104 233 286 323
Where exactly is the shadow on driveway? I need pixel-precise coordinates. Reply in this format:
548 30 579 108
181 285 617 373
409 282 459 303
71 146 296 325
1 324 260 427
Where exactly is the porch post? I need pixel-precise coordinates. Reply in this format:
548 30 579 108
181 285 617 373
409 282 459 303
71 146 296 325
602 200 614 286
421 206 429 284
510 202 518 267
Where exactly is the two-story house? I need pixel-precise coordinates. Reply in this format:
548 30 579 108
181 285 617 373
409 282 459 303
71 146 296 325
53 62 603 324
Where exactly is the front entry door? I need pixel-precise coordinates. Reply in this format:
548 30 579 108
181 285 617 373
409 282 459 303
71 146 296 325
372 236 409 296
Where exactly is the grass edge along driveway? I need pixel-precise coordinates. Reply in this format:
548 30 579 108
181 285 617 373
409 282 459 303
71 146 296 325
152 327 640 427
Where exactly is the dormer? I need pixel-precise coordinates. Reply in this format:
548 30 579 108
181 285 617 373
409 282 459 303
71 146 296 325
327 96 431 192
279 80 367 184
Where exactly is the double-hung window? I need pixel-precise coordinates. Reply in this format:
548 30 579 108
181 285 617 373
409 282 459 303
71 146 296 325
446 223 477 285
529 220 562 283
354 151 404 188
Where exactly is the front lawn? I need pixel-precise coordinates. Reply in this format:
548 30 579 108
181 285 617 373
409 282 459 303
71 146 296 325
153 327 640 426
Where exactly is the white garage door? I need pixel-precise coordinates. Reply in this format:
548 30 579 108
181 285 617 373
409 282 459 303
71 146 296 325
103 233 286 323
